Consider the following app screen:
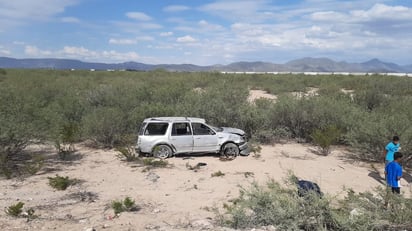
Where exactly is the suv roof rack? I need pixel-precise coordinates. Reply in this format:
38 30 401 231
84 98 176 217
145 117 205 123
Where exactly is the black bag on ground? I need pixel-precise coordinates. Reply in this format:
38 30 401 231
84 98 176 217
297 180 323 197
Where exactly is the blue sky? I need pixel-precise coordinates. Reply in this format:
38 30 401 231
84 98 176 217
0 0 411 65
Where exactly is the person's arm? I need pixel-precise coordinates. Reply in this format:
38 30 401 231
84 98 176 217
396 167 403 181
383 144 389 162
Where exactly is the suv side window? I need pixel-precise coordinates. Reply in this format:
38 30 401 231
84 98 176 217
144 123 169 135
172 122 192 136
138 122 147 135
192 123 215 135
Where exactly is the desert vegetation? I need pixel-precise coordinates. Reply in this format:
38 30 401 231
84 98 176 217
1 69 411 173
1 69 412 230
217 178 412 230
48 175 78 190
111 197 139 216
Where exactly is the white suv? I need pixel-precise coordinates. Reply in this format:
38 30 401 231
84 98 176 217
136 117 249 159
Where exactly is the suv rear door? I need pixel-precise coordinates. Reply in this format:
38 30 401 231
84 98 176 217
170 122 193 153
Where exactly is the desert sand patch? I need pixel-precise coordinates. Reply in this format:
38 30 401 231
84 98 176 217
0 143 410 230
291 87 319 98
248 90 277 103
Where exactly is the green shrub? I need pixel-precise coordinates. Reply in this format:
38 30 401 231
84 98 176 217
0 78 49 178
48 175 76 190
115 134 139 162
353 88 386 111
24 155 44 175
54 122 79 160
311 125 341 155
345 108 412 164
111 197 138 215
248 141 262 156
123 197 136 210
111 201 124 215
142 158 168 168
217 180 412 230
5 202 24 217
0 152 13 179
81 107 128 148
116 146 138 162
0 68 7 75
218 180 336 230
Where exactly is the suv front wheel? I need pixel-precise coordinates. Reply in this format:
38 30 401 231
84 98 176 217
221 143 239 159
152 145 172 159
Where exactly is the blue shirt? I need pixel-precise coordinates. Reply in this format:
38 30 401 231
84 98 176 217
385 161 402 187
385 142 400 161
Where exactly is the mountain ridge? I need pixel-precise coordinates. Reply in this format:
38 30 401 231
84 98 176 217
1 56 411 73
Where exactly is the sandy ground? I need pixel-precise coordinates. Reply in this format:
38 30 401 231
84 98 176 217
0 143 410 231
247 90 277 103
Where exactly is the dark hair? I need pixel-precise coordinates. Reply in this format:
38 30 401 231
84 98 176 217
393 136 400 141
394 152 403 160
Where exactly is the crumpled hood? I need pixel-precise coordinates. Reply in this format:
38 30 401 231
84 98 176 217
221 127 245 136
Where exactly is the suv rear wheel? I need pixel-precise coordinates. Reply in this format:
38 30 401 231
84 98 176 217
152 145 172 159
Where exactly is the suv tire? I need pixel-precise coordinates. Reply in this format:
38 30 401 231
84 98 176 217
152 144 172 159
221 143 239 159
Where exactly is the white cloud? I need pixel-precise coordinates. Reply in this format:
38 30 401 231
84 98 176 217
311 3 412 23
126 12 152 21
308 3 412 37
62 46 139 62
198 20 224 31
0 0 77 31
25 45 52 56
61 46 95 57
109 38 137 45
351 3 412 21
138 22 162 29
23 45 140 62
61 17 80 23
13 41 25 45
100 50 139 61
0 0 76 20
177 35 197 43
199 0 273 22
163 5 190 12
0 45 11 55
109 36 153 45
310 11 347 22
160 31 173 37
136 36 154 41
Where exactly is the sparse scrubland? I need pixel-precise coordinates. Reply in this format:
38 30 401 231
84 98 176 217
1 69 412 230
217 179 412 230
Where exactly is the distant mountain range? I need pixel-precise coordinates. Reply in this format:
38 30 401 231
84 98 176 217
1 57 411 73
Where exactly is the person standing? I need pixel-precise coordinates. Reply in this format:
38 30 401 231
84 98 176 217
385 152 403 194
384 136 400 166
